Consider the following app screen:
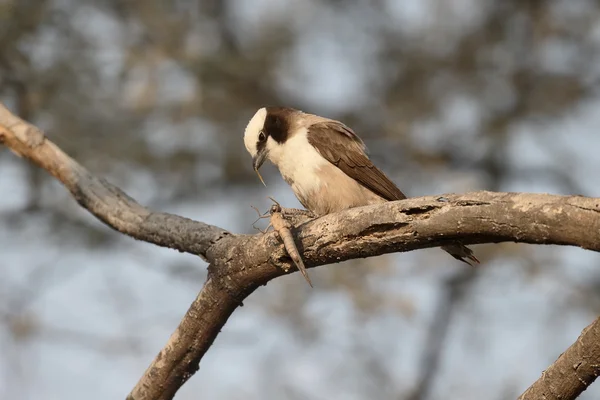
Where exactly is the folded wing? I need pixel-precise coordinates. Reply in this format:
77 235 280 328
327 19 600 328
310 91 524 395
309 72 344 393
307 121 407 201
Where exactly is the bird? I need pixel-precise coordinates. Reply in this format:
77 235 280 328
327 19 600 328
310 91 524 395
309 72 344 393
243 106 479 266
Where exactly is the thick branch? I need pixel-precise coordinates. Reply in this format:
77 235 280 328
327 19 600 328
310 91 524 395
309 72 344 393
127 275 258 400
0 103 229 259
2 102 600 400
126 190 600 400
519 317 600 400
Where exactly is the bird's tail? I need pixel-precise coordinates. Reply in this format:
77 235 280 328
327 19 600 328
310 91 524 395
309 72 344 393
441 243 480 266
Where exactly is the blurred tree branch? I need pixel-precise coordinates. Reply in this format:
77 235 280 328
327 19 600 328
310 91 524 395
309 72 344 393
407 269 476 400
1 102 600 400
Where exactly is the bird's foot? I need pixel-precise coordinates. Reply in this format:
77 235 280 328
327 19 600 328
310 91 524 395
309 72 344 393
280 208 315 218
279 208 316 225
267 197 316 225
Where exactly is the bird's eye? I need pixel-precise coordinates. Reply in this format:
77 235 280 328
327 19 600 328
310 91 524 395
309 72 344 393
258 131 266 142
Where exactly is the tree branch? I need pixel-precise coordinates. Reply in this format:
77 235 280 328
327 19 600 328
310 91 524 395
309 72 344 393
0 103 229 259
519 317 600 400
1 102 600 399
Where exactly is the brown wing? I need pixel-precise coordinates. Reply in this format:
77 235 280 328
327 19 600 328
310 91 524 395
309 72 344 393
307 121 407 201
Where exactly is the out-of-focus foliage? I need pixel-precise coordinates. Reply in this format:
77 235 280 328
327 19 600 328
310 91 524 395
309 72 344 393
1 1 600 399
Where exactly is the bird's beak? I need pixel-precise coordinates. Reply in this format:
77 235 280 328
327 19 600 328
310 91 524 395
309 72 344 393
252 148 268 187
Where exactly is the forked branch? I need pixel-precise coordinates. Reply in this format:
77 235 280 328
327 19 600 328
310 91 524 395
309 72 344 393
1 102 600 400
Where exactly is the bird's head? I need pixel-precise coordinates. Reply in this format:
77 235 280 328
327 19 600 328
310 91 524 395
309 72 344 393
243 107 297 186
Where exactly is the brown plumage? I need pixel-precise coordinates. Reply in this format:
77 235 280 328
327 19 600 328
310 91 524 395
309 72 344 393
307 121 407 201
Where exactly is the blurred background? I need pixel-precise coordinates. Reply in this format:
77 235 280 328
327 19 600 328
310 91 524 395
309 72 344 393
1 0 600 399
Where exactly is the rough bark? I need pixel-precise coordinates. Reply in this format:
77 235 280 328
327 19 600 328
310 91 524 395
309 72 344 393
1 102 600 400
519 317 600 400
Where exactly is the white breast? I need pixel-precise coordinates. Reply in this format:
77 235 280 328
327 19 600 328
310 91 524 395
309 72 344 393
267 128 385 215
268 129 328 198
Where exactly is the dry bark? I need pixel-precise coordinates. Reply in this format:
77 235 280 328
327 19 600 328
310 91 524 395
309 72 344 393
1 102 600 400
518 317 600 400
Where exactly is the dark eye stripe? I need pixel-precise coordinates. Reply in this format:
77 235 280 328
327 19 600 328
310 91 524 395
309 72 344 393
263 112 289 143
